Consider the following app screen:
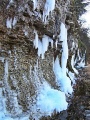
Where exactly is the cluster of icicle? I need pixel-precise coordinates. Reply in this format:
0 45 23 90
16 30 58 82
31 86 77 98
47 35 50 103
33 23 79 117
2 0 86 119
33 0 55 23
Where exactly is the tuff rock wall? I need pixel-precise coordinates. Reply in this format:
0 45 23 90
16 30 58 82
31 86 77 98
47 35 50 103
0 0 85 119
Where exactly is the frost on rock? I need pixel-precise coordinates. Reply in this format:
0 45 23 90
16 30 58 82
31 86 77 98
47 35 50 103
43 0 55 23
37 82 68 116
33 32 53 59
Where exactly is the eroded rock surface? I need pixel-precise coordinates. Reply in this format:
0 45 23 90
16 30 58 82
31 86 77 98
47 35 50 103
0 0 86 119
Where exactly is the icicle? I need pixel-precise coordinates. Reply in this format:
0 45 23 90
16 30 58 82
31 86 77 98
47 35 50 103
53 56 73 94
55 40 58 49
71 55 78 74
53 23 73 94
6 18 12 28
43 0 55 23
36 59 38 69
68 71 75 84
49 37 53 48
77 49 81 60
33 32 53 59
42 35 49 59
77 51 86 68
33 30 38 49
12 17 17 27
61 26 68 74
4 60 8 83
29 65 32 75
38 39 43 57
33 0 38 10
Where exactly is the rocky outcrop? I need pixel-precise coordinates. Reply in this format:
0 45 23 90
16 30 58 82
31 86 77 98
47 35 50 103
0 0 86 119
67 67 90 120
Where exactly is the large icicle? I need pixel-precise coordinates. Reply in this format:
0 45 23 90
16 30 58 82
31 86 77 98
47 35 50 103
61 24 68 74
54 57 73 94
43 0 55 23
53 23 73 94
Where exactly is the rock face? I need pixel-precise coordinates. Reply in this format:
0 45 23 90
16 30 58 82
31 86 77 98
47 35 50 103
0 0 86 119
67 67 90 120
